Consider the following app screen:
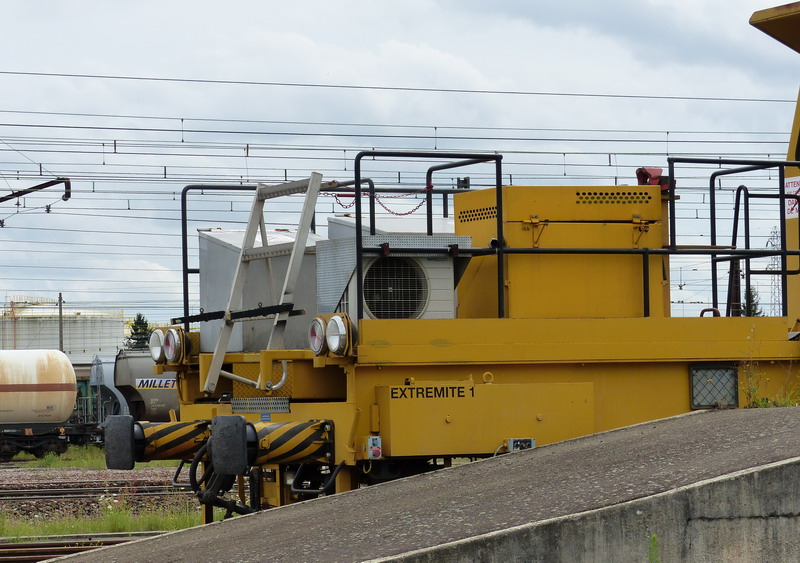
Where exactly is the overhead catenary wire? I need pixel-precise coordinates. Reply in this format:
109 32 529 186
0 107 793 136
0 70 795 103
0 112 789 190
0 87 793 321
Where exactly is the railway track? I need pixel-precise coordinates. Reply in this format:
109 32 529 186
0 483 190 501
0 461 31 469
0 532 162 562
0 465 195 526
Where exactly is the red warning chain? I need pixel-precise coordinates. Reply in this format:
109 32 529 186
321 184 432 217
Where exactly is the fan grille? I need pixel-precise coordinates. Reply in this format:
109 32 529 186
364 257 429 319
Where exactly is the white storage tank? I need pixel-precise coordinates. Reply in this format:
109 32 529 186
0 350 77 424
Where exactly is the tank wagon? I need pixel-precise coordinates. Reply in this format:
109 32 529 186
0 350 79 460
91 349 178 423
105 3 800 522
0 347 175 461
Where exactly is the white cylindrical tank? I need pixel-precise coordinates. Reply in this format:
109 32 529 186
0 350 77 424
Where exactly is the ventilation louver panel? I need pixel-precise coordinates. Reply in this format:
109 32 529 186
576 191 653 205
458 206 498 223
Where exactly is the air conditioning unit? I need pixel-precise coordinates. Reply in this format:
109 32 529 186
316 234 472 320
357 254 453 319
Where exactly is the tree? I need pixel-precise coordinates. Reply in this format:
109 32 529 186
126 313 151 349
743 286 764 317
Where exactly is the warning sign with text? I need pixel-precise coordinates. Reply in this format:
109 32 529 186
786 177 800 217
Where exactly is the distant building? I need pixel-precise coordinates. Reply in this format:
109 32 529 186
0 296 126 376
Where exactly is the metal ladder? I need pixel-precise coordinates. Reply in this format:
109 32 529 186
203 173 323 393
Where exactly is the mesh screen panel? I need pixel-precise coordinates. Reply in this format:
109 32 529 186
231 397 290 414
691 364 738 409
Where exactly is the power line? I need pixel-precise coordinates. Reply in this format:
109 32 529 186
0 70 794 104
0 121 793 145
0 103 791 317
0 108 792 135
0 225 185 236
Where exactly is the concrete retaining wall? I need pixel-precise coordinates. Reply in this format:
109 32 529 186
375 457 800 563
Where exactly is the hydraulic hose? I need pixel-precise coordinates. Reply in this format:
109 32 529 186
189 440 210 494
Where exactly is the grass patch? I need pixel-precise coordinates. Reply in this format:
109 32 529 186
648 533 661 563
3 446 207 540
12 445 179 469
741 360 800 408
0 495 202 539
750 394 800 408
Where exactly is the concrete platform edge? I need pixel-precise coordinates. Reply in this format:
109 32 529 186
368 456 800 563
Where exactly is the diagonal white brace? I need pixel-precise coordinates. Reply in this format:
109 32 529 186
203 173 322 394
267 172 323 350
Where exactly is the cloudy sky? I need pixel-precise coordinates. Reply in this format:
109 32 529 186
0 0 797 330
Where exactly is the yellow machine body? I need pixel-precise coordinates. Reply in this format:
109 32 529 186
105 2 800 520
454 184 667 319
751 4 800 321
165 306 800 515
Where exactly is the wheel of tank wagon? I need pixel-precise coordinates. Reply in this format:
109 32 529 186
71 434 88 446
0 443 20 462
32 441 68 458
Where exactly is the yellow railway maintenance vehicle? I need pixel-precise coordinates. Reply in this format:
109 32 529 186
106 3 800 522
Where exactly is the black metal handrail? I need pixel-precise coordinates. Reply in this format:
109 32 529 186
176 178 481 330
176 155 800 330
670 156 800 317
354 151 504 319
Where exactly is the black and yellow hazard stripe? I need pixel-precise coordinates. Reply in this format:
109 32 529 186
252 420 332 465
139 421 210 461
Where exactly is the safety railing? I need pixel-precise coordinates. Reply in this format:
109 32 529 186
175 153 800 325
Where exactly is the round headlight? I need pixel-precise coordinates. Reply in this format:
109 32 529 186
326 315 348 355
308 317 327 355
149 329 166 364
164 328 183 363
